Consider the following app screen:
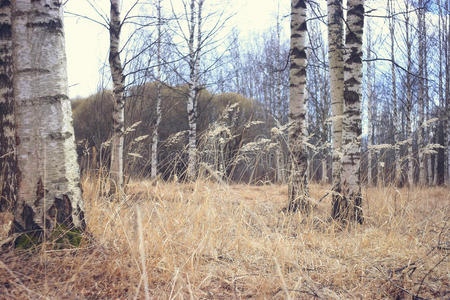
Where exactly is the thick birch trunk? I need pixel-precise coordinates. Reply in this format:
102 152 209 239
11 0 85 234
109 0 125 190
151 0 162 179
327 0 344 217
0 2 17 215
337 0 364 224
287 0 310 213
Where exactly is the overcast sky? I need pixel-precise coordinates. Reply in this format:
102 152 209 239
64 0 290 98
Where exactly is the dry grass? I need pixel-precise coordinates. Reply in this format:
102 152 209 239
1 177 448 299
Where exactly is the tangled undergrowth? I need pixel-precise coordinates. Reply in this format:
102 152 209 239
0 177 448 299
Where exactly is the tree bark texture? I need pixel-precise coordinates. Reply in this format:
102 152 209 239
109 0 125 189
388 0 401 186
417 1 426 185
151 0 162 179
0 1 17 214
186 0 203 180
287 0 310 213
327 0 344 217
405 3 414 187
11 0 85 234
335 0 364 224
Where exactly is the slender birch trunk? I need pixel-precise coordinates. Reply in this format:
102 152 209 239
377 160 384 187
327 0 345 218
275 5 284 183
109 0 125 190
424 16 432 185
151 0 162 179
0 1 17 216
186 0 203 180
336 0 364 223
433 130 438 185
417 1 426 185
405 2 414 187
11 0 85 234
445 0 450 186
388 0 401 186
436 0 443 186
276 3 283 123
366 25 374 186
321 158 328 184
287 0 310 213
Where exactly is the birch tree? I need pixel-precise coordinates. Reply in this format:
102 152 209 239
327 0 344 218
444 0 450 187
334 0 364 223
151 0 163 178
109 0 126 190
185 0 204 179
0 1 17 216
287 0 310 213
366 23 374 186
388 0 401 185
11 0 85 234
417 0 426 185
404 0 414 187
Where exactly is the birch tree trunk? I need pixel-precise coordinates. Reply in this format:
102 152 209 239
445 0 450 187
186 0 203 180
405 2 414 187
151 0 162 179
109 0 125 190
11 0 85 234
417 1 426 185
388 0 401 186
0 1 17 215
336 0 364 224
287 0 310 213
327 0 344 218
321 158 328 184
366 24 374 187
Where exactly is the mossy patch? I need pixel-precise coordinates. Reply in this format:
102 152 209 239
15 225 84 250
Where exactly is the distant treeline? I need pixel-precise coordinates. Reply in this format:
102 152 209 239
72 82 290 183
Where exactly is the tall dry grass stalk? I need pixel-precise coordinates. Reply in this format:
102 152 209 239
0 174 448 298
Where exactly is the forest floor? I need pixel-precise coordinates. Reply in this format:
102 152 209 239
0 178 449 299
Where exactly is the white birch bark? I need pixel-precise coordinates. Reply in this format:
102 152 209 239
436 0 443 186
405 2 414 187
151 0 163 179
11 0 85 233
0 1 17 215
339 0 364 223
321 158 328 184
327 0 344 218
287 0 310 213
109 0 125 190
388 0 401 186
186 0 203 180
417 1 426 185
445 0 450 186
366 24 374 186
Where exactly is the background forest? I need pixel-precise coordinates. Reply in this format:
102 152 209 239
72 0 449 187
